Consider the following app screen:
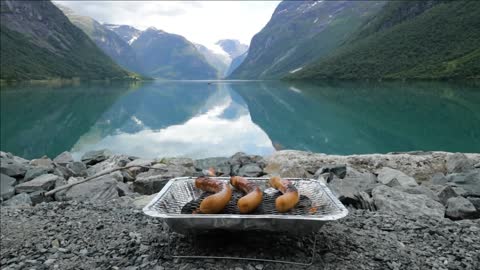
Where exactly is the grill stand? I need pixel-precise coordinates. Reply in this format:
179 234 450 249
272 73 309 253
167 229 320 266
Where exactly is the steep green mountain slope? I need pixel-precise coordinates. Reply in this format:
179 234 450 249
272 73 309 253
59 6 141 73
131 27 217 79
226 52 248 77
290 1 480 80
0 0 134 81
229 1 385 79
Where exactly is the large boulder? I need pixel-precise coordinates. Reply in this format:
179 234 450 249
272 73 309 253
445 197 477 220
81 149 112 165
30 157 54 169
1 173 16 200
327 167 377 207
372 185 444 218
53 151 74 166
230 152 266 176
446 153 474 174
55 175 120 202
436 185 462 205
0 155 28 178
393 185 440 202
133 161 195 195
2 193 32 207
314 164 347 179
126 159 154 175
66 161 87 177
86 155 132 176
237 163 263 177
23 166 53 182
376 167 418 187
194 157 231 176
15 174 61 193
445 170 480 197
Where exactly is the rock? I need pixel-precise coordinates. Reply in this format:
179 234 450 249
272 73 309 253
81 149 112 165
23 166 53 182
445 170 480 197
110 171 124 182
194 157 231 176
445 197 477 220
132 194 157 209
430 172 448 185
134 162 195 195
116 182 133 196
29 190 53 205
0 173 16 200
376 167 418 187
66 161 87 177
55 175 120 202
230 152 265 167
52 165 73 180
393 185 440 202
237 163 263 177
2 193 32 207
436 185 461 205
314 164 347 179
15 174 60 193
0 156 28 178
86 155 131 176
446 153 473 174
327 168 377 207
53 151 74 166
372 185 444 218
30 157 54 169
126 159 153 175
466 197 480 211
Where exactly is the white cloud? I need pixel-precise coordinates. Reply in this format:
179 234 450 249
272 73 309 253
54 1 280 46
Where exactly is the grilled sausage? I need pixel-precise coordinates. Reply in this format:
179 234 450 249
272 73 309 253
269 176 299 213
230 176 263 214
195 177 232 214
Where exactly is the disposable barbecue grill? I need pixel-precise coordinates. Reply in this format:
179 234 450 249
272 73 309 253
143 177 348 265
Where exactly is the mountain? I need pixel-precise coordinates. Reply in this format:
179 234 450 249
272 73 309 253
130 27 217 79
216 39 249 59
0 0 134 81
195 43 230 78
229 1 385 79
59 6 140 73
104 24 141 45
289 1 480 80
226 52 248 77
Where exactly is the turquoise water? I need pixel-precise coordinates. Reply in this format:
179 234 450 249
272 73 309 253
1 80 479 159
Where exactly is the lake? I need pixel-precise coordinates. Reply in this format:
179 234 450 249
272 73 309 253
1 80 479 160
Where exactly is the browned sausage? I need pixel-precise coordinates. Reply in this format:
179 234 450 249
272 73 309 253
230 176 263 214
195 177 232 214
269 176 299 213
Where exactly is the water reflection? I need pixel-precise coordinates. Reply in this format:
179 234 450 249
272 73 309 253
70 82 274 159
1 80 479 159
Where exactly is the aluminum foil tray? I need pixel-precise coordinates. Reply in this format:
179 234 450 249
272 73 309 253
143 177 348 234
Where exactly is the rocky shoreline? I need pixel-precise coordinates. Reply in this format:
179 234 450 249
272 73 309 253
1 149 480 269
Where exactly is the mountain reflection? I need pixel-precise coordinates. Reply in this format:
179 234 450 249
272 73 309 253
70 82 274 159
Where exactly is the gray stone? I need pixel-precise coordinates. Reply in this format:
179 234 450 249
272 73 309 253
446 153 473 174
376 167 418 187
29 190 53 205
436 185 462 205
116 182 133 196
81 149 112 165
230 152 266 168
467 197 480 211
445 197 477 220
328 168 377 207
134 162 195 194
30 157 54 169
0 156 28 177
237 163 263 177
430 172 448 185
86 155 131 176
110 171 124 182
132 194 157 209
55 175 120 202
372 185 444 218
393 185 440 202
446 170 480 197
314 164 347 179
194 157 231 176
66 162 87 177
1 173 16 200
52 165 73 180
2 193 32 207
126 159 153 175
23 166 53 182
15 174 60 193
53 151 74 166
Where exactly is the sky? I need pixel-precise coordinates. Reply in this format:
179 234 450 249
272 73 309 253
54 1 280 47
